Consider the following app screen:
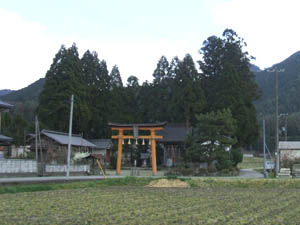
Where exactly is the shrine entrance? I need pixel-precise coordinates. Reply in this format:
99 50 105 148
109 122 166 176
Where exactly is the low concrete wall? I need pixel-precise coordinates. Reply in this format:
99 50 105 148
0 159 89 174
0 159 37 173
45 165 90 173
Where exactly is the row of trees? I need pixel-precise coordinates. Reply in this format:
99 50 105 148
36 29 259 153
36 44 207 139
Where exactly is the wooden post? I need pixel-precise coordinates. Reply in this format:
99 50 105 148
116 130 123 175
151 130 157 176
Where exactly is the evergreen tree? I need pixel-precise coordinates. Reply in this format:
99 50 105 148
171 54 206 129
37 44 90 135
186 109 237 168
168 56 180 79
123 76 140 122
151 56 174 122
126 75 139 88
136 81 154 122
199 29 260 147
2 112 28 145
153 56 169 84
81 50 110 138
107 65 126 123
110 65 123 88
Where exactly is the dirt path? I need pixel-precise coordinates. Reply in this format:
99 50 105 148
238 168 264 178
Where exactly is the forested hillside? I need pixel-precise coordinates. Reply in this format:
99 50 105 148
255 51 300 115
254 51 300 150
0 89 13 97
0 78 45 122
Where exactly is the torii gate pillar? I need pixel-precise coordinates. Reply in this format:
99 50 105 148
116 129 123 175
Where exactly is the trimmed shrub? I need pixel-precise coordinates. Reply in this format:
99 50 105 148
231 148 243 166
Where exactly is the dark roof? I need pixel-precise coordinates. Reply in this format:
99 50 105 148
0 100 13 111
89 139 112 149
108 122 167 128
157 123 189 143
41 130 96 148
0 134 13 143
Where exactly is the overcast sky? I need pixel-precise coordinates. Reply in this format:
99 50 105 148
1 0 300 90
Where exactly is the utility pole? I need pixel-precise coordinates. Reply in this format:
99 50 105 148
38 119 44 176
279 113 288 142
266 68 284 177
66 95 74 177
263 119 268 178
285 114 288 141
35 116 38 163
275 69 279 177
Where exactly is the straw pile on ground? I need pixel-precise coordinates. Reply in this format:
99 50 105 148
148 179 189 188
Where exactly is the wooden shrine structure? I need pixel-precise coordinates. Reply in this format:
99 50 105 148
109 122 166 175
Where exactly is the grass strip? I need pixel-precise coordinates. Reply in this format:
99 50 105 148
190 177 300 188
0 176 155 195
2 176 300 195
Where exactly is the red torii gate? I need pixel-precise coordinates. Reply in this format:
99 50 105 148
109 122 166 176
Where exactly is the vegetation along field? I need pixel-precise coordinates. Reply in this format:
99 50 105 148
238 157 264 169
1 178 300 224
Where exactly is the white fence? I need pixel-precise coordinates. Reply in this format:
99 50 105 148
0 159 37 173
0 159 89 174
45 165 90 173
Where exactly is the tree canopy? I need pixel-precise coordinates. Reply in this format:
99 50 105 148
186 109 237 167
199 29 260 147
33 28 260 151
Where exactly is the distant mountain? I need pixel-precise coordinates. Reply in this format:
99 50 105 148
1 78 45 102
0 89 13 97
0 78 45 122
255 51 300 115
250 64 261 73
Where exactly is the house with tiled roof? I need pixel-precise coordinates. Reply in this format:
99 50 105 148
279 141 300 161
26 129 96 164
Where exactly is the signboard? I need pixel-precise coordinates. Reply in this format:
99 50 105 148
265 160 275 170
133 126 139 139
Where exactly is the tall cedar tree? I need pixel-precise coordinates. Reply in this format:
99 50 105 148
151 56 174 122
172 54 206 129
37 44 90 135
123 76 140 122
136 81 154 122
108 66 127 123
199 29 260 147
110 65 123 88
81 50 110 138
153 56 170 84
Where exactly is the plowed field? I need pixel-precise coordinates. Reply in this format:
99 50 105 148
1 185 299 224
